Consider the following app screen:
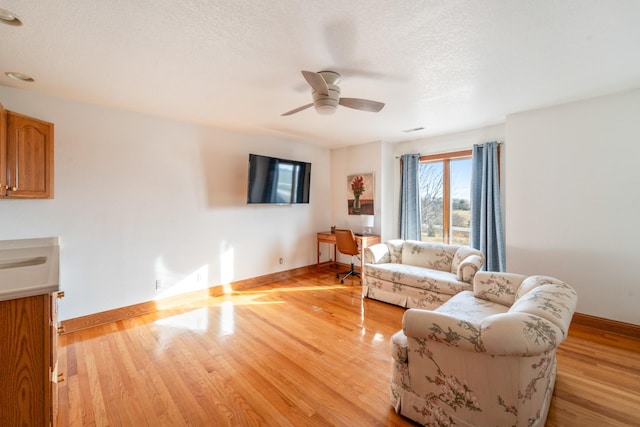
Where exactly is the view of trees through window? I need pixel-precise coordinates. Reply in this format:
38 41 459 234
418 151 472 246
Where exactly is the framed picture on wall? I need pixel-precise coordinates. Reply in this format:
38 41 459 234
347 173 374 215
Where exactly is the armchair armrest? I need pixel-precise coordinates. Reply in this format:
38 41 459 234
480 312 564 356
363 243 390 264
403 308 563 356
403 308 484 352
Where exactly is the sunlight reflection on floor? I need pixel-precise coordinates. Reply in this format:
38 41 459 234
152 280 358 350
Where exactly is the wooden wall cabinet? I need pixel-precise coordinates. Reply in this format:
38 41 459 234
0 103 55 199
0 292 62 426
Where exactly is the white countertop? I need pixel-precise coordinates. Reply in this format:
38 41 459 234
0 237 60 301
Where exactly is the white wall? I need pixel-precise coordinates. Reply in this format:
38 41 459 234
331 141 381 235
506 90 640 325
329 141 395 263
0 86 331 321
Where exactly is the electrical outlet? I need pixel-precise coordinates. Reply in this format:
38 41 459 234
155 279 163 290
279 257 284 265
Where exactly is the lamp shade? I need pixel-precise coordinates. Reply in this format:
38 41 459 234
361 215 374 228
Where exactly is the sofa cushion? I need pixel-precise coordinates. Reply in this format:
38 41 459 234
385 239 404 263
365 262 472 296
400 241 457 272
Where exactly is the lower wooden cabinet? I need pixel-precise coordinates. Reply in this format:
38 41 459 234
0 292 62 426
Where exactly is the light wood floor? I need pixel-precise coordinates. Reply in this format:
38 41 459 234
57 270 640 426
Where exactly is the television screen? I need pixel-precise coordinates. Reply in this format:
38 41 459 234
247 154 311 204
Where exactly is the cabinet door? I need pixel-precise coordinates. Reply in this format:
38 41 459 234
0 294 49 426
6 111 54 198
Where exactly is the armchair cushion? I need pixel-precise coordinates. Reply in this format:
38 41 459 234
474 271 527 305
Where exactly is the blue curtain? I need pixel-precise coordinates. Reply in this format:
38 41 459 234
471 142 505 271
400 154 421 240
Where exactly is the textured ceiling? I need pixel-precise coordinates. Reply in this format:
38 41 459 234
1 1 640 148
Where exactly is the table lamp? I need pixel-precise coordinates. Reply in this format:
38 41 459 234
361 215 374 234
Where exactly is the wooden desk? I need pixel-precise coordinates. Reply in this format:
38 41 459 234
317 231 381 270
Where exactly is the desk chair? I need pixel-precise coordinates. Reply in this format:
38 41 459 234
334 229 360 283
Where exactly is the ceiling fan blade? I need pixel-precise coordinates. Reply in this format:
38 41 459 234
339 98 385 112
301 70 329 96
281 103 314 116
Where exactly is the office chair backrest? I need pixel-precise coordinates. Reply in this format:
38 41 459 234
334 229 360 256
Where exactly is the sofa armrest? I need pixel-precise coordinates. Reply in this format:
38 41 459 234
402 308 483 352
457 254 485 283
363 243 391 264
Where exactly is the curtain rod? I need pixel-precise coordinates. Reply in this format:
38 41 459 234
395 141 503 158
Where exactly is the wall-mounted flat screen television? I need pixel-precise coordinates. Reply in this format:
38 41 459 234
247 154 311 204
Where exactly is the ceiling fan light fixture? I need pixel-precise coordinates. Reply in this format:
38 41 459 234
312 83 340 115
314 104 337 115
313 97 339 115
0 8 22 26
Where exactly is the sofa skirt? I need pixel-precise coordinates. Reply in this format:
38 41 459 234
362 279 450 310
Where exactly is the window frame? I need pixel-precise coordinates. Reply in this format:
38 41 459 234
419 150 472 245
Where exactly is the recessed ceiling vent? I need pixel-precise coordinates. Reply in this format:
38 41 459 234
402 127 424 133
5 72 34 82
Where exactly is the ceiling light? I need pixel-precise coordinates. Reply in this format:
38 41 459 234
314 104 337 115
313 97 338 115
5 72 35 82
0 8 22 26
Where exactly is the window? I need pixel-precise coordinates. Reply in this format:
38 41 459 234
418 150 472 246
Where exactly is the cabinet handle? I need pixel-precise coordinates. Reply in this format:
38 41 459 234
57 291 65 299
57 326 66 334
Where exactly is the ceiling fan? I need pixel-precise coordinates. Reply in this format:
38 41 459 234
282 70 385 116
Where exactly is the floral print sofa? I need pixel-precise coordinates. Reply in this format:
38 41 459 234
362 240 485 309
390 272 578 427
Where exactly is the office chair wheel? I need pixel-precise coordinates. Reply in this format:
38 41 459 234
340 279 344 284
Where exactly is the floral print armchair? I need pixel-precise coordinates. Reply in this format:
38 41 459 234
390 272 578 427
